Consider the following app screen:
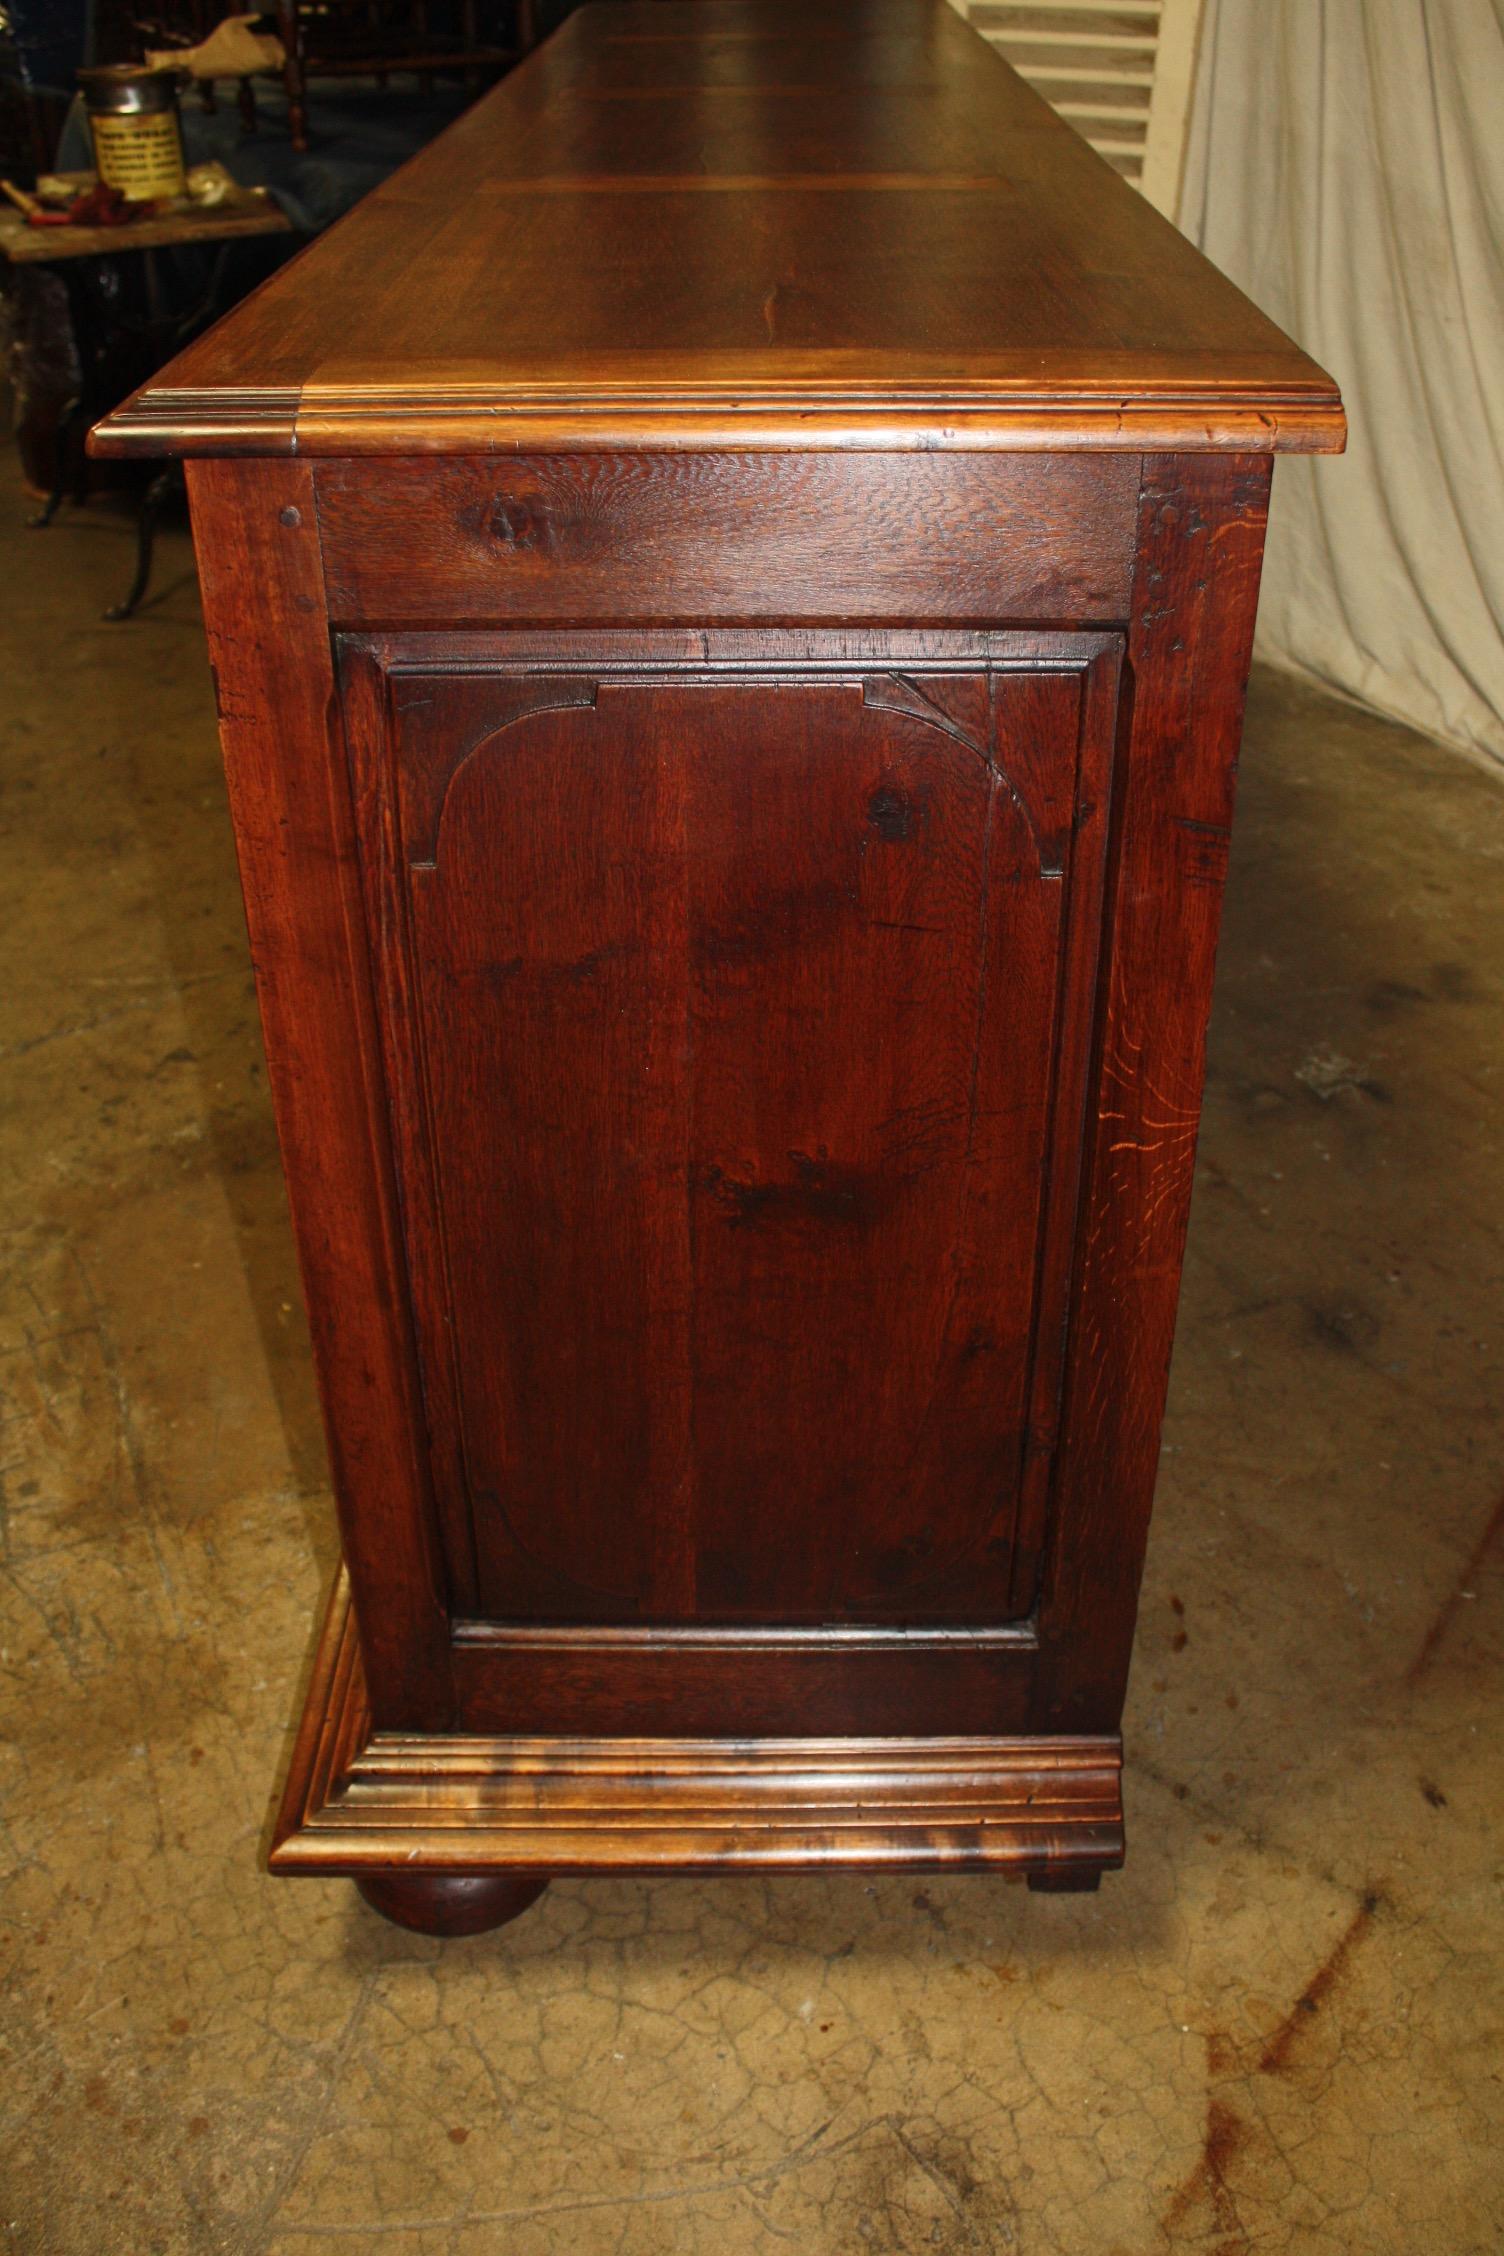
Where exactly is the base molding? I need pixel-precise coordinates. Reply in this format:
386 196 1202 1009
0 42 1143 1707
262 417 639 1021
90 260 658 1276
271 1572 1124 1885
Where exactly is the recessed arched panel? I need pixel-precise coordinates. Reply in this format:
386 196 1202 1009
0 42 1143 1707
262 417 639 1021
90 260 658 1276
339 630 1120 1626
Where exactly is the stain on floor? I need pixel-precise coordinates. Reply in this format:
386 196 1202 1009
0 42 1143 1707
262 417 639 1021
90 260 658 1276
2 492 1502 2253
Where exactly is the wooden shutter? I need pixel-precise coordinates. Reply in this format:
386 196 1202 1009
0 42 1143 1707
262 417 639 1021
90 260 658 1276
952 0 1205 217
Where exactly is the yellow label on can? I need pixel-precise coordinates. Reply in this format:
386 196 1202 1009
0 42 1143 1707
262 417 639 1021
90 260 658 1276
89 111 185 201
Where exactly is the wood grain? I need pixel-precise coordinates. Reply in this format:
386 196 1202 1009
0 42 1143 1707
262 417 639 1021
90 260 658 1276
336 628 1120 1641
448 1628 1038 1739
273 1572 1124 1880
89 0 1344 460
0 195 288 265
314 453 1139 625
186 460 454 1729
1029 452 1275 1730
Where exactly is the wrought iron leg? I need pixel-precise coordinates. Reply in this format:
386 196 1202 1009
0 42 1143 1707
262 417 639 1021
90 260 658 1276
26 393 87 529
104 464 178 621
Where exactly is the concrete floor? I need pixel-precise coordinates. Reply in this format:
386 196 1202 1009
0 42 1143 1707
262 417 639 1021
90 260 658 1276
2 485 1502 2256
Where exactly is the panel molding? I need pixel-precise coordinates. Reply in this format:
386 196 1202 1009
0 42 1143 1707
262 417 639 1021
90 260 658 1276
337 628 1122 1630
453 1619 1037 1651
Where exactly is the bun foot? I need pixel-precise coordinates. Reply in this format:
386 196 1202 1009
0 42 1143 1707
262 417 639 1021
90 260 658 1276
355 1871 548 1936
1028 1867 1103 1894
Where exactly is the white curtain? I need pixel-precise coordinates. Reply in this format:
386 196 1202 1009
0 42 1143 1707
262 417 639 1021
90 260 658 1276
1179 0 1504 772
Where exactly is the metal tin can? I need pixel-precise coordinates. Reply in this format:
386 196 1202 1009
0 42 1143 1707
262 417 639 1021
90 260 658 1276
78 66 187 202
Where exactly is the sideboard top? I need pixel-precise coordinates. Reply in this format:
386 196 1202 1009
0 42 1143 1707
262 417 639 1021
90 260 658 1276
92 0 1344 459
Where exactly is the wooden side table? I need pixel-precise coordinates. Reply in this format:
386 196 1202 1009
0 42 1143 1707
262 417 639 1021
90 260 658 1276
3 173 288 615
93 0 1343 1932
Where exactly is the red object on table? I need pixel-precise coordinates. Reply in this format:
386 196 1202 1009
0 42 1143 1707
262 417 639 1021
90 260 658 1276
39 183 137 227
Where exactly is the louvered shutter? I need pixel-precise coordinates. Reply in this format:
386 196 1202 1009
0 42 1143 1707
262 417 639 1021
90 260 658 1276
951 0 1205 218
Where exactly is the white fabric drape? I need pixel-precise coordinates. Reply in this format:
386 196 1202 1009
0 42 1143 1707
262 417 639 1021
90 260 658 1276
1179 0 1504 771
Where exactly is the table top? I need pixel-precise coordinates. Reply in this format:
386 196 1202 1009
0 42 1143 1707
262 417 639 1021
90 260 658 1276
1 172 290 265
92 0 1344 461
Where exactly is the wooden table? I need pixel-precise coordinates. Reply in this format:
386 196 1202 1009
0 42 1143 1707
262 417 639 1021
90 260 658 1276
0 176 288 264
93 0 1343 1935
6 171 289 615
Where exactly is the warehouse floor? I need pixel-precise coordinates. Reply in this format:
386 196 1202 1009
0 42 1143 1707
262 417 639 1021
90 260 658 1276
2 488 1502 2256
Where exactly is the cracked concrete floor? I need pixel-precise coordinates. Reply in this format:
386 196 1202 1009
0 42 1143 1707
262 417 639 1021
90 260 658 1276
2 482 1502 2256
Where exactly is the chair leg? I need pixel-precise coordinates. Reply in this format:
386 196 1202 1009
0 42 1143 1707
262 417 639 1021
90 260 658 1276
276 5 308 150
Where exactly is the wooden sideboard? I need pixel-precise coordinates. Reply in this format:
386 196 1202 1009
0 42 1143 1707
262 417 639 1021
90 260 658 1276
93 0 1343 1935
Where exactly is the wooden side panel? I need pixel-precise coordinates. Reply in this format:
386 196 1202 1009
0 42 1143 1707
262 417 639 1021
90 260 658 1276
1031 452 1273 1732
338 630 1121 1638
450 1626 1038 1739
186 460 452 1729
313 454 1139 624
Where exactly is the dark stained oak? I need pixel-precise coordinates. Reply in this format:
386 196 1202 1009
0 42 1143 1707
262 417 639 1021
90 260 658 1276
185 461 454 1733
446 1619 1040 1738
97 0 1343 1917
273 1573 1126 1883
313 453 1140 625
1028 453 1280 1734
337 628 1120 1633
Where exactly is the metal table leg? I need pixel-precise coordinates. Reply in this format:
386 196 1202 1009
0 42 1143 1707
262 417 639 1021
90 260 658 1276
25 388 86 528
103 462 180 620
